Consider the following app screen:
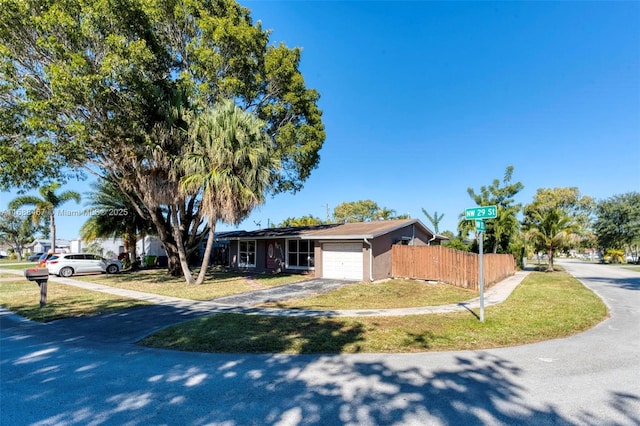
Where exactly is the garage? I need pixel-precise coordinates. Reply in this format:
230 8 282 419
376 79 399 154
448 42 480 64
322 242 363 280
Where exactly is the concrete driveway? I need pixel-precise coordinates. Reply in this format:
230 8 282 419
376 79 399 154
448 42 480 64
1 259 638 425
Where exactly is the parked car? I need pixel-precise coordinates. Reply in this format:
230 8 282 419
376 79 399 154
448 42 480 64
38 252 60 267
46 253 123 277
27 252 44 262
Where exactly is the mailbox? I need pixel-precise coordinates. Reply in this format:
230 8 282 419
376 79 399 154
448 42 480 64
25 268 50 281
24 268 50 307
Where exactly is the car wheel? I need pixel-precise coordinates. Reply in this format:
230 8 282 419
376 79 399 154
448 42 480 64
59 267 74 277
106 264 119 274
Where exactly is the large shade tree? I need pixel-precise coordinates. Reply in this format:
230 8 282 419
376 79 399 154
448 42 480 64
0 0 325 280
8 182 81 253
180 100 280 284
279 215 324 227
80 180 154 265
524 187 595 254
594 192 640 258
333 200 408 223
0 211 37 260
526 187 594 231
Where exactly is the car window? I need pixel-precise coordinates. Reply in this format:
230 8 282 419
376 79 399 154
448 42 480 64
48 255 59 261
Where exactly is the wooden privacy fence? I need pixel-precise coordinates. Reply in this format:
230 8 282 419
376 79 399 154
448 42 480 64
392 245 516 291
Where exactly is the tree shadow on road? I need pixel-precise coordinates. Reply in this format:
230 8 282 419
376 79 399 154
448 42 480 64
580 275 640 291
4 325 639 426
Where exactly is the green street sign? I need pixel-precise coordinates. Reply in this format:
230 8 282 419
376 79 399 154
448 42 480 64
475 220 486 232
465 205 497 220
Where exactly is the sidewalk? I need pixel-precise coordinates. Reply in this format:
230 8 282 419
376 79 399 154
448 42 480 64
0 267 530 317
1 268 530 345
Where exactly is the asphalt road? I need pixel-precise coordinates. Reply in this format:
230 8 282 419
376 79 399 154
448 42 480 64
1 259 638 425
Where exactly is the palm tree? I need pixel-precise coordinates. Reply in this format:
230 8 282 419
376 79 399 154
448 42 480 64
180 100 280 284
80 180 153 266
422 209 444 234
524 207 575 272
9 182 81 253
376 207 399 220
463 166 524 253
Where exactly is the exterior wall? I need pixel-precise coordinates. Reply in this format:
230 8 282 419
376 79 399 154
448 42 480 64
33 242 50 253
229 240 239 268
136 236 167 257
371 224 436 281
228 239 287 273
362 241 371 282
227 223 436 281
72 238 125 257
313 241 322 278
31 240 73 254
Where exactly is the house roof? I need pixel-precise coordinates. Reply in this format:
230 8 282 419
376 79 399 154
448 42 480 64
216 219 447 241
29 239 72 247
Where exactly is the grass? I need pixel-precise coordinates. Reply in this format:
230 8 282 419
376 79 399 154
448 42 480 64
261 279 477 310
140 271 608 354
70 269 309 300
0 278 148 322
0 262 38 270
0 256 39 263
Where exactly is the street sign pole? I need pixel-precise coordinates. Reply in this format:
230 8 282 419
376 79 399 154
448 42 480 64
479 230 485 322
466 207 495 323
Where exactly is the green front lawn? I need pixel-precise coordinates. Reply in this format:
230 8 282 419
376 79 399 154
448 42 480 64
261 279 476 310
0 262 38 269
70 269 309 300
140 271 608 354
0 279 148 322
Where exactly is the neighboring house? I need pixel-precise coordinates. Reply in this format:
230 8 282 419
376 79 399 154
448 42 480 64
219 219 446 281
70 238 125 258
136 235 167 257
28 239 72 254
68 236 165 259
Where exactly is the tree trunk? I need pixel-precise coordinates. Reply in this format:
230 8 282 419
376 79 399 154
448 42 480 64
50 212 56 253
170 206 194 284
194 223 215 285
112 175 204 281
547 247 554 272
145 205 183 277
123 232 137 266
165 244 183 276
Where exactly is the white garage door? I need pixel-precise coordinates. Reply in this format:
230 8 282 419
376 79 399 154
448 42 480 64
322 242 363 280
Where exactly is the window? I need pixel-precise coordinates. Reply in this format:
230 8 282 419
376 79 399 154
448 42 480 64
287 239 314 269
238 240 256 267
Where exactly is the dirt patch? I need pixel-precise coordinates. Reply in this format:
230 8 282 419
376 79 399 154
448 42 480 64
245 276 268 290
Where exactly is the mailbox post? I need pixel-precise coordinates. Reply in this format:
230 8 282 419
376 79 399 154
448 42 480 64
25 268 50 307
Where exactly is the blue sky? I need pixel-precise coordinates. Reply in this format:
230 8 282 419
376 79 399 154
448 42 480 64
1 1 639 239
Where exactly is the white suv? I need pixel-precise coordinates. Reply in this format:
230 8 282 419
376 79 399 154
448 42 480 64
46 253 122 277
